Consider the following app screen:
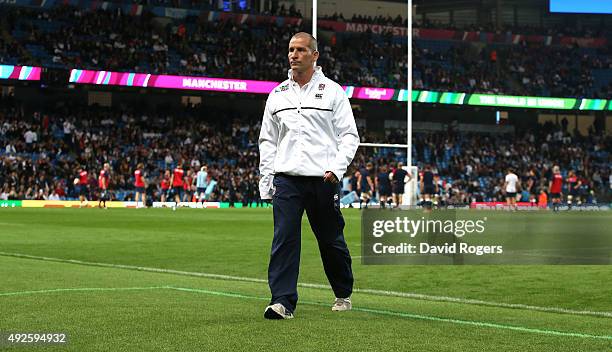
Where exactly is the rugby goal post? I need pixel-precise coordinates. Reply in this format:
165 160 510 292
312 0 416 205
354 0 415 206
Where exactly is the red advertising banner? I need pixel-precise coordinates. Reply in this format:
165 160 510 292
559 37 608 47
318 20 346 32
413 28 456 40
344 22 409 36
319 20 409 37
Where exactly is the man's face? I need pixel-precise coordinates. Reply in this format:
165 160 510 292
288 36 319 73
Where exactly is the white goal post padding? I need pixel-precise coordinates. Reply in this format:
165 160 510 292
404 165 418 206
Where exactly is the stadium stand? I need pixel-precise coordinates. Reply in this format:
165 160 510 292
414 40 612 99
356 125 610 205
0 2 610 206
2 4 611 96
0 97 261 204
1 94 609 204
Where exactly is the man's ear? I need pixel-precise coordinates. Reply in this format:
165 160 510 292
313 50 320 61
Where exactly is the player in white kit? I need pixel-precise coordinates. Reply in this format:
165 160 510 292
503 168 521 211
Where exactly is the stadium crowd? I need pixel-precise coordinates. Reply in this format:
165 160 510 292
353 122 611 206
321 13 407 27
0 98 262 205
414 41 612 99
1 96 609 206
102 0 303 17
1 4 611 96
0 5 406 88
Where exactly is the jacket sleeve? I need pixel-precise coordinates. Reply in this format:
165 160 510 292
328 85 359 180
258 95 278 199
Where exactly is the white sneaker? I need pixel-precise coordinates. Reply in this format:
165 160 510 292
264 303 294 319
332 297 352 311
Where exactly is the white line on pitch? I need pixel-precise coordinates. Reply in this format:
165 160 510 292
2 286 611 341
163 286 612 341
0 251 610 319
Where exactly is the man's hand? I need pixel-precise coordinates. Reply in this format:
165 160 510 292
323 171 339 184
259 174 274 200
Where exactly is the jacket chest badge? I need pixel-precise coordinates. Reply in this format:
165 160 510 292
318 84 325 90
275 84 289 93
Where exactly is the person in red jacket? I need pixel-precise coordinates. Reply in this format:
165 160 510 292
77 166 89 208
183 169 193 203
98 163 110 209
169 164 185 209
134 163 146 208
548 165 563 212
160 170 171 203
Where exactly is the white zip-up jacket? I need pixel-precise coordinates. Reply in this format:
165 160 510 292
258 67 359 199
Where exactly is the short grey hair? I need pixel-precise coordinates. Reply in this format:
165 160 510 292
291 32 318 52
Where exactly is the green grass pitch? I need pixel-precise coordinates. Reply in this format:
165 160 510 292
0 208 611 351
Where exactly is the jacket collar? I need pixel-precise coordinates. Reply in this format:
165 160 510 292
287 66 324 84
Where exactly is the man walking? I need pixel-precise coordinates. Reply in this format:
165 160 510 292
258 32 359 319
